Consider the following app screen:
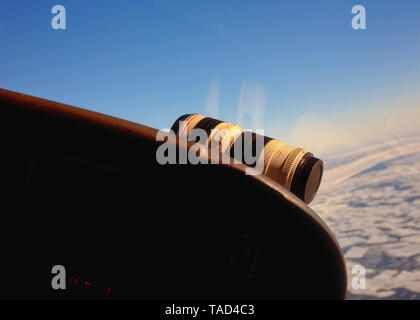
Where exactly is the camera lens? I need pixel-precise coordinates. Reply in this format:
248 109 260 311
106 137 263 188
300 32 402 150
171 114 323 204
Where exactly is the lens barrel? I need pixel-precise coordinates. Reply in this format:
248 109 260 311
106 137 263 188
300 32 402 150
171 114 323 204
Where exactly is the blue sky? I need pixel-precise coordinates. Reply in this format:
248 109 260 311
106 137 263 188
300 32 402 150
1 0 420 152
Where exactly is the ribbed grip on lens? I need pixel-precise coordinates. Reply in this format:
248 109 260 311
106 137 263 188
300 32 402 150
291 153 324 204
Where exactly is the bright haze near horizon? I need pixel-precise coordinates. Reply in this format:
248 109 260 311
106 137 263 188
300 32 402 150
1 0 420 299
